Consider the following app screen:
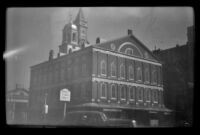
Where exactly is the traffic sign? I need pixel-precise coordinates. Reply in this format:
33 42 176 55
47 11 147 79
60 88 71 101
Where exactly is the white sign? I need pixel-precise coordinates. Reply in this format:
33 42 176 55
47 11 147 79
45 105 48 114
60 89 71 101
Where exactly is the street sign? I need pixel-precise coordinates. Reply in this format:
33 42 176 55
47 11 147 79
60 88 71 101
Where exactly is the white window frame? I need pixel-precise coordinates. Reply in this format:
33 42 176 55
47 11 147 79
129 86 135 101
153 90 158 103
119 63 125 79
128 65 134 80
111 62 116 77
136 67 142 82
144 68 150 83
152 70 157 84
101 60 107 76
100 83 107 99
120 85 126 101
111 84 117 100
146 88 151 102
137 87 143 102
125 48 134 55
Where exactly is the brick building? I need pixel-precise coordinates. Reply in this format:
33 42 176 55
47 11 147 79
29 8 172 126
153 25 194 126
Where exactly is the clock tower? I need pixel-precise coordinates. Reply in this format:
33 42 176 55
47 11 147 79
59 14 80 54
59 8 89 55
74 8 89 48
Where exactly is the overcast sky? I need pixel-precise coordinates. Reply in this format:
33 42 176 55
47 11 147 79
5 7 194 90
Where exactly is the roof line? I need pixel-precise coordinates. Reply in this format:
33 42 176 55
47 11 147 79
93 34 159 61
129 34 160 61
93 35 130 46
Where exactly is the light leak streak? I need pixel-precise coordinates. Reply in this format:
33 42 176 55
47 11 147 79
3 47 27 60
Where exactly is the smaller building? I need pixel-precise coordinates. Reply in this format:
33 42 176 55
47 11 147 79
6 85 29 124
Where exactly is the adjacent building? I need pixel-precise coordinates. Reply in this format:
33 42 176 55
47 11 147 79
29 8 172 126
153 25 194 125
6 85 29 124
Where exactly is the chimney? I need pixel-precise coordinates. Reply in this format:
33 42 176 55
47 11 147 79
128 29 132 36
96 37 100 44
49 50 54 61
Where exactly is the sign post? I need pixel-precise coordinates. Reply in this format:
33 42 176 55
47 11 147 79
60 89 71 119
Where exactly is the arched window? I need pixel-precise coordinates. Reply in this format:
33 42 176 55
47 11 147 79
120 64 125 78
101 83 107 98
111 62 116 77
125 48 133 55
136 67 142 81
154 90 158 103
101 60 106 75
137 87 143 101
144 68 150 82
146 89 151 102
111 84 117 99
129 86 135 100
144 88 147 101
72 32 77 42
128 65 134 80
120 85 126 100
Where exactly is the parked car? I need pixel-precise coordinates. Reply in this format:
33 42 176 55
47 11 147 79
58 110 136 127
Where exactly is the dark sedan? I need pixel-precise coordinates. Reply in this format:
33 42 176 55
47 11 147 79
58 110 136 128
